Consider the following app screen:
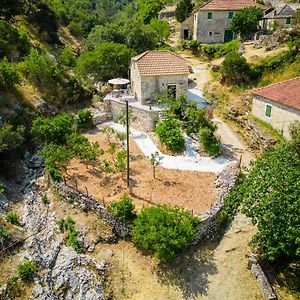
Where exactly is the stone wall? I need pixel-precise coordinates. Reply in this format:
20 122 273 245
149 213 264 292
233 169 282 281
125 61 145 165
53 182 129 237
193 162 239 243
180 14 194 40
109 99 160 132
252 95 300 139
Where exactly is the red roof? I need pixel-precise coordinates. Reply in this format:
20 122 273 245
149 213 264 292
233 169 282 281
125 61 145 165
197 0 266 11
253 77 300 110
131 51 190 76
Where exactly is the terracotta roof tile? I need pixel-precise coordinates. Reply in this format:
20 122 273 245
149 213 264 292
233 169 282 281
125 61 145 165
132 51 190 76
253 77 300 110
197 0 266 11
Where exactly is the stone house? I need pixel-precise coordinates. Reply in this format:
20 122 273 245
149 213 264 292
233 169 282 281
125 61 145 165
252 77 300 139
159 6 176 19
262 4 295 32
130 50 189 105
181 0 266 43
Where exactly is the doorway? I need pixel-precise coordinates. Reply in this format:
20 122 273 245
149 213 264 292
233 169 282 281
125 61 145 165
167 84 176 99
224 30 234 42
183 29 189 40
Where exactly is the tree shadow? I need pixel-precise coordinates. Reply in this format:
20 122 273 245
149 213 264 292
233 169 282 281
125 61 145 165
155 242 218 299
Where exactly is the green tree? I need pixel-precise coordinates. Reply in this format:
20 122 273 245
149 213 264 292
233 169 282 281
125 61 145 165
223 125 300 261
0 124 24 153
149 19 170 42
230 7 263 40
20 49 61 87
31 114 74 145
150 151 162 178
221 51 253 84
198 127 221 156
0 58 20 89
132 205 200 261
76 42 131 82
125 21 158 54
175 0 194 22
138 0 165 24
84 23 125 51
60 48 77 68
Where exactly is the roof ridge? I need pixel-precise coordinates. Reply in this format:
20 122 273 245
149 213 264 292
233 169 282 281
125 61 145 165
253 77 300 93
132 51 149 62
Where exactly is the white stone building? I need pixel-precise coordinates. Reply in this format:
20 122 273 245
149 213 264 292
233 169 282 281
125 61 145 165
252 77 300 139
130 50 190 105
181 0 266 43
262 4 295 32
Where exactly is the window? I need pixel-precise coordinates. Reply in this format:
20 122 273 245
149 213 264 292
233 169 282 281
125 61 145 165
228 12 234 19
265 104 272 117
208 12 212 19
286 17 291 25
209 31 213 36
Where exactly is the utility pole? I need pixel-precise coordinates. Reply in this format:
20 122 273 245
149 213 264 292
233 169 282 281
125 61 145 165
125 99 130 189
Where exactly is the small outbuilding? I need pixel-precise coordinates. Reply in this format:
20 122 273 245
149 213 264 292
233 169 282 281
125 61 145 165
130 50 190 105
262 4 295 31
252 77 300 139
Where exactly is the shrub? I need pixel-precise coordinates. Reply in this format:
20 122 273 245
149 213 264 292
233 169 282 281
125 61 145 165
114 150 127 173
155 119 185 153
31 114 75 145
0 123 24 154
67 21 84 37
76 109 94 130
188 40 201 55
131 205 200 261
41 194 49 204
198 127 221 156
221 51 254 84
17 261 37 282
0 225 9 244
108 194 136 223
6 212 21 226
0 58 20 89
60 48 77 67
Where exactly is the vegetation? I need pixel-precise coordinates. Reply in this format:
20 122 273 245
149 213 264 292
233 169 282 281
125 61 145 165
6 211 21 226
198 127 221 156
132 205 200 261
223 122 300 261
150 151 162 178
155 119 185 153
0 123 24 154
0 58 20 89
108 194 136 223
175 0 194 22
230 7 264 41
76 109 94 130
56 216 84 253
76 42 131 82
17 261 37 282
0 224 9 246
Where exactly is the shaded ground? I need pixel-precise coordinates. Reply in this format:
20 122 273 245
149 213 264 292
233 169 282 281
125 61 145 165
66 129 217 215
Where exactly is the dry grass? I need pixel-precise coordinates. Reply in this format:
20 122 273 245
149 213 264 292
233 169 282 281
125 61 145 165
65 128 217 215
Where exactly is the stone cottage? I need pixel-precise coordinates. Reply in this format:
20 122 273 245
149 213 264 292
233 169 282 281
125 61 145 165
130 50 190 105
252 77 300 139
181 0 266 43
262 4 295 32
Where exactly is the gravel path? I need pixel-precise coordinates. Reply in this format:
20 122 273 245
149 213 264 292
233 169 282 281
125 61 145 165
106 122 231 173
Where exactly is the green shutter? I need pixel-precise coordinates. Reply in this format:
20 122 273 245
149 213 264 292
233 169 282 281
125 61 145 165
265 105 272 117
286 17 291 25
208 12 212 19
228 12 233 19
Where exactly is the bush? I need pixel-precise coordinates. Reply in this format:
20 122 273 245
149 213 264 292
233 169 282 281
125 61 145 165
17 261 37 282
0 123 24 154
31 114 74 145
6 212 21 226
67 21 84 37
41 194 49 204
0 225 9 244
188 40 201 55
131 205 200 261
198 127 221 156
0 58 20 89
221 51 254 84
108 194 136 223
155 119 185 153
76 109 94 130
60 48 77 68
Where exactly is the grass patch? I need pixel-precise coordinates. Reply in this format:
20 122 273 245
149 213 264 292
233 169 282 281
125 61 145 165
250 115 284 141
